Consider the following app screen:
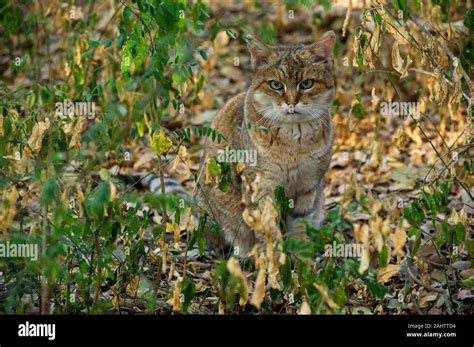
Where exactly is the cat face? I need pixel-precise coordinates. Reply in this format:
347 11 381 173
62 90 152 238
247 31 336 124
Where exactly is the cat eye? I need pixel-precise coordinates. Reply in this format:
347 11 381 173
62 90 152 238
269 80 284 91
299 79 314 90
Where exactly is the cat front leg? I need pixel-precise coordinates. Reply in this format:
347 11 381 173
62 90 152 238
287 179 326 239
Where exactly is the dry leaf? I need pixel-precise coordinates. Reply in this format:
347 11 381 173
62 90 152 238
126 275 140 296
378 264 400 283
392 226 406 258
358 224 370 274
27 117 50 154
313 283 338 311
250 254 266 309
68 117 84 150
266 236 281 290
342 0 352 37
171 145 192 179
0 186 19 234
168 278 183 312
298 300 311 314
227 257 249 306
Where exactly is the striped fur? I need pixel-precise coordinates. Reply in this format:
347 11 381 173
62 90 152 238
121 174 193 202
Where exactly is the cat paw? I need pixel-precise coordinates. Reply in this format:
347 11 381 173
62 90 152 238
287 210 326 239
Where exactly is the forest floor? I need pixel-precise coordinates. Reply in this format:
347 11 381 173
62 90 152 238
0 1 472 314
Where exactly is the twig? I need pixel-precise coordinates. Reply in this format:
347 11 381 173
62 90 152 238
407 68 470 102
406 264 444 293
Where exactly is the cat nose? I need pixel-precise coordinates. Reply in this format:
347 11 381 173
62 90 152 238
286 101 297 114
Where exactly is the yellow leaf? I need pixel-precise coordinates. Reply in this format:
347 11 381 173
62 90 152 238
111 294 121 309
126 275 140 296
378 264 400 283
109 181 117 200
166 223 181 250
379 5 410 45
342 0 352 37
369 216 384 252
168 262 175 283
167 278 183 312
68 117 85 151
391 41 412 78
227 257 249 306
171 145 192 178
370 87 380 112
313 283 338 311
214 31 230 52
358 224 370 274
298 300 311 315
266 237 281 290
0 186 19 235
250 253 266 309
151 130 172 156
448 209 460 225
136 121 146 137
159 235 168 274
218 300 225 314
392 226 406 258
459 208 468 227
27 117 50 154
235 161 246 174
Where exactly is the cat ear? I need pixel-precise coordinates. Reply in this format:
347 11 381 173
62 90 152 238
247 35 272 70
310 31 336 63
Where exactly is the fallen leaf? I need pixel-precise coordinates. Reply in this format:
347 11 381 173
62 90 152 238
378 264 400 283
298 300 311 314
313 283 338 311
0 186 19 234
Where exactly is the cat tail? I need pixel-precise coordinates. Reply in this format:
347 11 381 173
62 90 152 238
117 173 194 203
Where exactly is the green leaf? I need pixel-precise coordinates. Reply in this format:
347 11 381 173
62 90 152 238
454 222 466 245
40 179 59 206
99 168 111 181
465 9 474 29
181 277 196 312
123 7 131 23
120 48 132 73
353 93 364 118
379 244 390 267
86 181 111 218
274 186 292 218
26 93 36 108
373 11 382 25
412 0 421 11
461 276 474 288
88 40 100 48
394 0 408 21
412 229 421 255
117 29 126 49
226 29 236 39
280 257 292 291
82 50 93 58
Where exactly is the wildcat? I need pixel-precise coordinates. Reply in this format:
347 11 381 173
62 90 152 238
196 31 336 257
